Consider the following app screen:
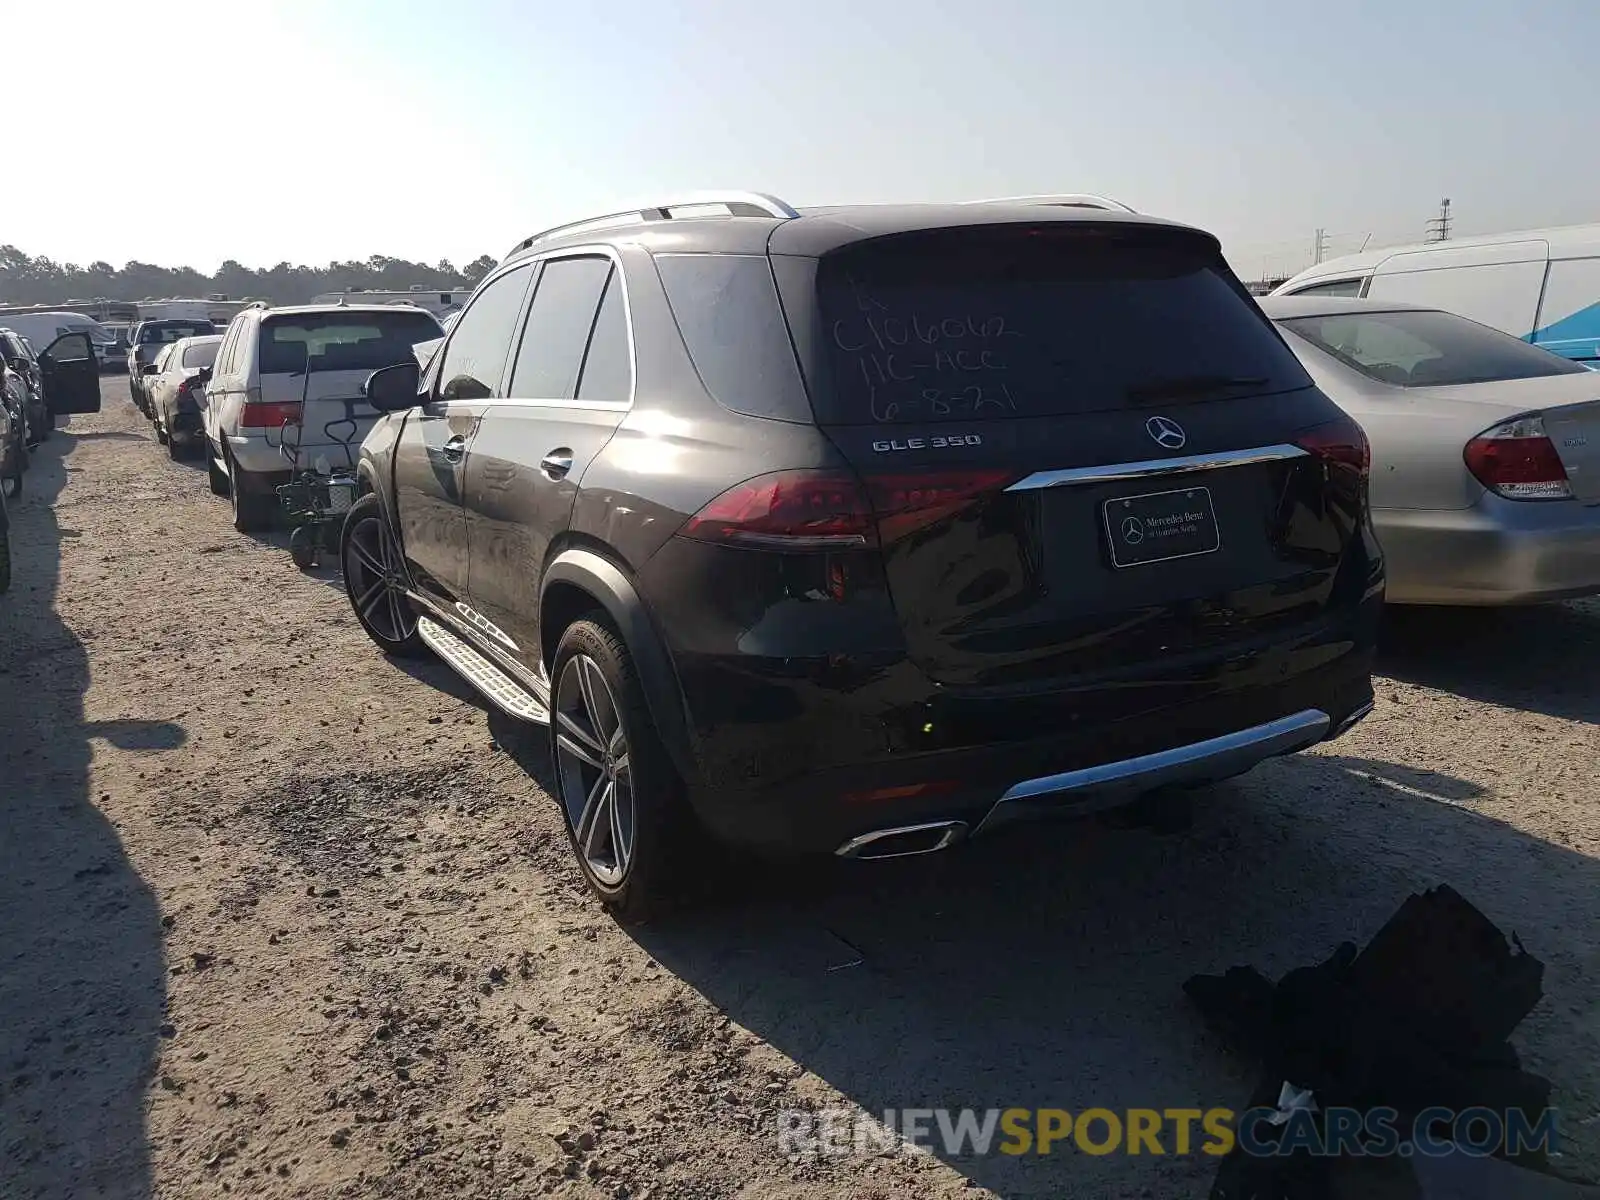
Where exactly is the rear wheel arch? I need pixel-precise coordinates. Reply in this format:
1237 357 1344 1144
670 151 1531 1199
540 548 696 782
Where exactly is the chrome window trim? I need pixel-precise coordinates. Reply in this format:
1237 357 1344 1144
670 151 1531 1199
1005 444 1308 490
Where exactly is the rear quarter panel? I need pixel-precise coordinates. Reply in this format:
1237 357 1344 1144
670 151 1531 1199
1285 338 1488 510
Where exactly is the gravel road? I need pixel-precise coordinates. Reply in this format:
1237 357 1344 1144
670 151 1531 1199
2 380 1597 1199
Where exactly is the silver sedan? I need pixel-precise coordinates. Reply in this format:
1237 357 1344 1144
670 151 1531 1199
1260 295 1600 605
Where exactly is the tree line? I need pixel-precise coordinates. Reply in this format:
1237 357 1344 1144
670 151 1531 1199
0 245 501 307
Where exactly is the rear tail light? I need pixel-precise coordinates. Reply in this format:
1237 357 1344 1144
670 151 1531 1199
240 401 303 429
863 470 1019 543
680 468 1016 550
680 470 874 549
1463 415 1572 500
1293 412 1370 476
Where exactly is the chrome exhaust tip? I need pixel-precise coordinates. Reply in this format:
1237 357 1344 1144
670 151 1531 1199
834 820 968 861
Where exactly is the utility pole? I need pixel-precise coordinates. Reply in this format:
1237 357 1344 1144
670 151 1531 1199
1425 198 1452 243
1313 228 1328 264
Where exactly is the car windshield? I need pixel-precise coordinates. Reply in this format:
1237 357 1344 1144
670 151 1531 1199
809 225 1311 424
140 322 214 344
259 310 443 374
1278 308 1591 387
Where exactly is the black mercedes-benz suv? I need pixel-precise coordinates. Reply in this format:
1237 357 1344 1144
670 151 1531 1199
344 192 1383 916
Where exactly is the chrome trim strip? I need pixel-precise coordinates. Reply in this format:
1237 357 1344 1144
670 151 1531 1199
975 709 1331 835
1006 444 1308 490
835 820 968 860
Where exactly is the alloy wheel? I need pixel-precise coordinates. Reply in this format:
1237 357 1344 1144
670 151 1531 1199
553 655 635 886
344 514 415 643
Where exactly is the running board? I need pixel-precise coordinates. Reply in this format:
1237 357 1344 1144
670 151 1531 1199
417 616 550 724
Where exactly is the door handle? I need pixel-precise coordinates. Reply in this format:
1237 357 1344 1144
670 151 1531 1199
540 449 573 480
440 435 467 462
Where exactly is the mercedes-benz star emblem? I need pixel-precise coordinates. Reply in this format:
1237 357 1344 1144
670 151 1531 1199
1121 516 1145 544
1146 415 1187 451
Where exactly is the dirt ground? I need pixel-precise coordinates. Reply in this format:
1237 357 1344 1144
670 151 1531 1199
2 380 1597 1200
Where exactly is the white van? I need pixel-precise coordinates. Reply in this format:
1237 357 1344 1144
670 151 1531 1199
0 311 118 370
1273 224 1600 367
202 303 443 531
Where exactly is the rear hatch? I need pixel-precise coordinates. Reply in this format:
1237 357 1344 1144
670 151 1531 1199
256 309 442 470
787 221 1373 692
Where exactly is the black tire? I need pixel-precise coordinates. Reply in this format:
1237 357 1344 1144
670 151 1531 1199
3 465 21 500
549 617 705 920
227 453 276 533
340 493 426 657
155 421 170 446
288 525 318 570
44 408 55 434
206 442 229 496
166 432 186 461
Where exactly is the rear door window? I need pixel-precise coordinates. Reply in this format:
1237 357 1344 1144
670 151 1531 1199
507 256 612 400
809 226 1311 425
576 269 632 403
260 310 443 376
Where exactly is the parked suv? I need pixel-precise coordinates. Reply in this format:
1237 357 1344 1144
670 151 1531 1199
201 303 443 531
344 193 1384 916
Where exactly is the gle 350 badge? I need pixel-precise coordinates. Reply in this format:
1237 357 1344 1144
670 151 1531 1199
871 434 984 452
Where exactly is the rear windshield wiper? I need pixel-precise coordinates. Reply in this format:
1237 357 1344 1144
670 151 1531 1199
1125 375 1269 405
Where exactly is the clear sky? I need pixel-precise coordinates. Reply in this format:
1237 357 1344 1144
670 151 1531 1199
7 0 1597 281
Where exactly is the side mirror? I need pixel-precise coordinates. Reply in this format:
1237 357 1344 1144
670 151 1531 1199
194 366 213 384
141 362 160 376
364 361 422 412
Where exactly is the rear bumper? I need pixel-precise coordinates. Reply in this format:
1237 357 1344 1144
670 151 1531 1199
168 409 204 440
1377 495 1600 605
682 635 1377 857
227 433 363 475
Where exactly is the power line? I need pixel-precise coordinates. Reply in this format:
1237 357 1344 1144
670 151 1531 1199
1425 198 1452 243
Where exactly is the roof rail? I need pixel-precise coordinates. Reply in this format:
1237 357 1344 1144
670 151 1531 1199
511 191 799 254
960 193 1138 214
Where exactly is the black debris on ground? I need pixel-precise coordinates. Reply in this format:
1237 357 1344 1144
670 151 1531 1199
1184 885 1594 1199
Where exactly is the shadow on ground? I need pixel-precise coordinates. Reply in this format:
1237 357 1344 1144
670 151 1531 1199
1379 601 1600 725
0 420 172 1200
615 751 1598 1195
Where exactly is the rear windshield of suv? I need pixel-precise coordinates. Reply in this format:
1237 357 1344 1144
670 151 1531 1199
259 311 443 375
139 321 214 344
1278 308 1590 387
812 226 1311 424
